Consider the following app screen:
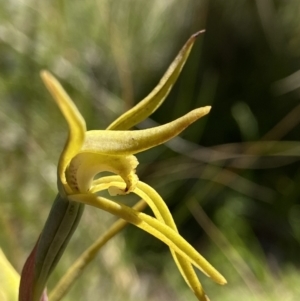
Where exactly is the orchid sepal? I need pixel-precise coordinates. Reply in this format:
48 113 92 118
66 106 210 194
69 192 227 286
107 30 205 130
82 107 211 155
90 176 213 300
40 71 86 196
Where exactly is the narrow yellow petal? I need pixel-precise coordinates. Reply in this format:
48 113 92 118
122 181 208 300
82 106 211 155
40 71 87 195
91 176 173 225
69 193 226 285
107 31 205 131
90 176 215 300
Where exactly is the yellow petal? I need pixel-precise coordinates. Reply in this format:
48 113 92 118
91 176 208 300
82 106 210 155
91 176 223 297
0 249 20 301
40 71 87 195
69 193 226 285
107 31 205 131
134 183 208 300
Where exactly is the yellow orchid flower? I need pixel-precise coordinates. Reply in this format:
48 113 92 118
19 31 226 301
0 249 20 301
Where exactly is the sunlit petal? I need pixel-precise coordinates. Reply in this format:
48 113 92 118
82 107 210 155
40 71 87 195
130 184 209 300
107 31 205 131
69 193 226 285
91 177 207 300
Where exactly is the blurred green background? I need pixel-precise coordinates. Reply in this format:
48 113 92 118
1 0 300 300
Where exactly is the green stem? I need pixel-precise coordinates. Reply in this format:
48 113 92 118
33 194 84 301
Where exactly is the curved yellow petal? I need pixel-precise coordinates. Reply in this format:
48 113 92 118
107 31 205 131
129 184 208 300
69 193 226 285
82 106 210 155
91 177 207 300
0 249 20 301
40 71 87 195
